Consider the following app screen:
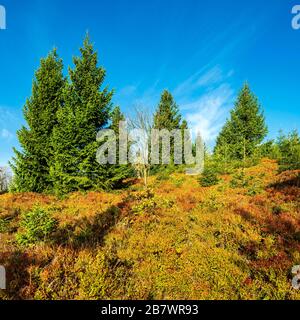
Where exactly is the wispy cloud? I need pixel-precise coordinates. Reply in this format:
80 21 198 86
174 66 235 147
184 84 234 144
1 129 14 141
174 66 233 98
171 11 262 146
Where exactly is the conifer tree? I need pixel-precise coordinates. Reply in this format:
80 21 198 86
110 106 125 133
153 90 183 167
180 119 189 164
154 90 181 130
51 35 113 193
277 130 300 171
11 50 65 192
214 83 267 162
105 106 132 188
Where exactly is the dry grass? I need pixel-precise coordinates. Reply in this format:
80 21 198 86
0 159 300 300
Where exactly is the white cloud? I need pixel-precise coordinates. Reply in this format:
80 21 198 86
1 129 14 140
174 66 221 97
174 66 234 98
172 64 236 147
184 84 234 144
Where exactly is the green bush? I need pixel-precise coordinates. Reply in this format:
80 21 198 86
258 140 281 160
199 192 225 212
230 172 263 195
156 172 169 181
230 172 251 188
0 217 10 233
16 207 58 246
277 131 300 172
199 167 220 187
246 182 263 196
132 198 158 215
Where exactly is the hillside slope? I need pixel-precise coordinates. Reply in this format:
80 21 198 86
0 159 300 300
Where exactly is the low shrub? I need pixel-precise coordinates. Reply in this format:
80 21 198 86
16 207 58 246
131 188 155 201
199 168 220 187
199 192 225 212
156 172 169 181
0 217 10 233
230 172 250 188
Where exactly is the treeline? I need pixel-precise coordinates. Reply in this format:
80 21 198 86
10 35 188 194
9 35 300 194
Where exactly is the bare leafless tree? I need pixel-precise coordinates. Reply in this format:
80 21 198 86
127 106 153 187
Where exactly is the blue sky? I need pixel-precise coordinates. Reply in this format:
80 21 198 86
0 0 300 166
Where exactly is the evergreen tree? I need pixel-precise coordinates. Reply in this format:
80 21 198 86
213 120 232 173
11 50 65 192
51 35 113 193
258 140 281 160
277 130 300 171
110 106 125 133
153 90 182 167
106 106 132 188
154 90 181 130
215 83 267 162
180 119 189 164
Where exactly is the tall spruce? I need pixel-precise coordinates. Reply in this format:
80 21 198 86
110 106 125 132
215 83 267 161
11 50 65 192
154 90 181 130
105 106 132 188
153 90 183 167
180 119 189 164
51 35 113 193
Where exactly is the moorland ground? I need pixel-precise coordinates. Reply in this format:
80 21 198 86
0 159 299 300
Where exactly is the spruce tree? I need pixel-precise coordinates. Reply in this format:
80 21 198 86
11 50 65 192
277 130 300 171
154 90 181 130
215 83 267 162
105 106 132 188
51 35 113 193
180 119 189 164
153 90 182 168
110 106 125 132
